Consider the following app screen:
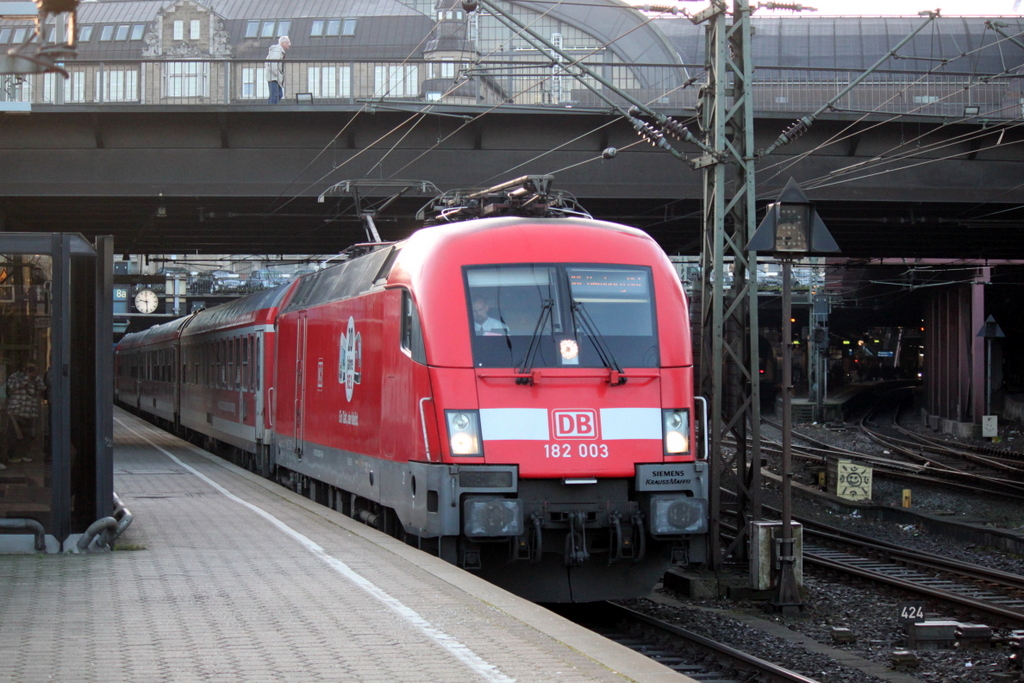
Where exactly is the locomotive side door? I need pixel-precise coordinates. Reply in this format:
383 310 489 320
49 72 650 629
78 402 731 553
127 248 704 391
294 311 308 458
253 332 265 443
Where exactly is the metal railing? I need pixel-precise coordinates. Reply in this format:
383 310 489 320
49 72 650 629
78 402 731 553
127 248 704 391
0 58 1018 119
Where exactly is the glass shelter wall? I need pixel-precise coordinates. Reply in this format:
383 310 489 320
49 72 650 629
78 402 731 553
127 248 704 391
0 234 112 553
0 255 53 528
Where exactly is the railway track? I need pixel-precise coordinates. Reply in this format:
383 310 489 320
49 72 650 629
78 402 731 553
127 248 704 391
794 513 1024 626
560 602 824 683
759 390 1024 500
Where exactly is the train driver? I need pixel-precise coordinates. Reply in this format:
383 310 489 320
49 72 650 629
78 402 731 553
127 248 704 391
472 297 509 335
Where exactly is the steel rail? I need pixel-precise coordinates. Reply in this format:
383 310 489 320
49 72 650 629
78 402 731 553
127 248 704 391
601 602 825 683
804 548 1024 625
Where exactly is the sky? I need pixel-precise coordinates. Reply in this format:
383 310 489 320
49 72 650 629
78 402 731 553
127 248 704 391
633 0 1022 16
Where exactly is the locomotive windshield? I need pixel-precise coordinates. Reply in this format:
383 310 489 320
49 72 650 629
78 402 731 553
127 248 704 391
465 264 658 369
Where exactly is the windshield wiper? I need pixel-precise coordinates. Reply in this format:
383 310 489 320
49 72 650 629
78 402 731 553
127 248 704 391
516 299 553 385
572 300 626 385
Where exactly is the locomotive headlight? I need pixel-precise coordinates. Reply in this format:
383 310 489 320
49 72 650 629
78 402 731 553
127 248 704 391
649 494 707 536
446 410 483 457
463 497 522 537
663 409 690 455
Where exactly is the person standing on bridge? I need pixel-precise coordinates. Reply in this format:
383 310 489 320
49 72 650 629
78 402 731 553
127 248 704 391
265 35 291 104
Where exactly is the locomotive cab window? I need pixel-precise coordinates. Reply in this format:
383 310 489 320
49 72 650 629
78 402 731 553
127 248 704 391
400 289 426 364
465 264 658 369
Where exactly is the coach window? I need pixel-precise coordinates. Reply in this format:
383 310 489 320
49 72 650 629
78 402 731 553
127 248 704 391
234 337 241 389
227 338 234 388
241 337 249 391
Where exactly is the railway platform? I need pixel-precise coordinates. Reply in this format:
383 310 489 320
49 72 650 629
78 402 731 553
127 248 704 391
0 408 693 683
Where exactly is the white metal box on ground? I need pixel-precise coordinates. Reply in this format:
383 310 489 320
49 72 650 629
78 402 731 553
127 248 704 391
750 521 803 591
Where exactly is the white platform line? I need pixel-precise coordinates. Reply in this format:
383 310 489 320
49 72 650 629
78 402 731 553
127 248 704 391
116 416 516 683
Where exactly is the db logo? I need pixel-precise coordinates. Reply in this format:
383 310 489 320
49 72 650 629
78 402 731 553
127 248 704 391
552 410 599 440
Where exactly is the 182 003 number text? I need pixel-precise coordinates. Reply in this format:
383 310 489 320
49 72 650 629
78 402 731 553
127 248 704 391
544 443 609 458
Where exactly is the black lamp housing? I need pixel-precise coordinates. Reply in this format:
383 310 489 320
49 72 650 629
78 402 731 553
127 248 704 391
747 178 839 256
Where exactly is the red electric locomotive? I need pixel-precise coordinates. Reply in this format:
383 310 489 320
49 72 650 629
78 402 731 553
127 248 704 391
116 177 708 603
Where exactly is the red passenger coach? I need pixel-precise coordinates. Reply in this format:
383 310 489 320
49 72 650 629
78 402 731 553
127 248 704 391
177 285 296 474
115 177 709 603
115 316 191 424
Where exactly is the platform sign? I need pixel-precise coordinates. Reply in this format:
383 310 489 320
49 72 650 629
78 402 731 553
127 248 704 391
836 460 872 501
982 415 998 438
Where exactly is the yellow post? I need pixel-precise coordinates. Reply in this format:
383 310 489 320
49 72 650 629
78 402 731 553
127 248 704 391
902 489 912 508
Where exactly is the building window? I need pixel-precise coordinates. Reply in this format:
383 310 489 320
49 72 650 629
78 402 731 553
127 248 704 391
245 21 259 38
164 62 209 98
310 20 324 37
96 69 138 102
307 65 352 99
79 26 92 42
190 19 200 40
12 27 27 43
261 21 275 38
115 25 129 41
325 19 341 37
278 21 290 37
99 25 114 41
374 65 419 98
342 19 356 36
43 71 85 103
130 25 144 41
0 75 30 102
173 21 183 41
0 29 10 43
241 67 268 100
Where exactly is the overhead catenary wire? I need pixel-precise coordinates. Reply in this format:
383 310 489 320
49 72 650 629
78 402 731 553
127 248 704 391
266 0 578 217
758 21 1024 192
268 7 1024 239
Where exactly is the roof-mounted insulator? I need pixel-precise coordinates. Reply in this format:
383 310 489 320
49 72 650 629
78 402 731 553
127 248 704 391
661 117 692 140
757 1 817 11
781 117 811 144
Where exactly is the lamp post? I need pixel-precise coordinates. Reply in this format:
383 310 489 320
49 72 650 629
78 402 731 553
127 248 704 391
748 178 839 615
